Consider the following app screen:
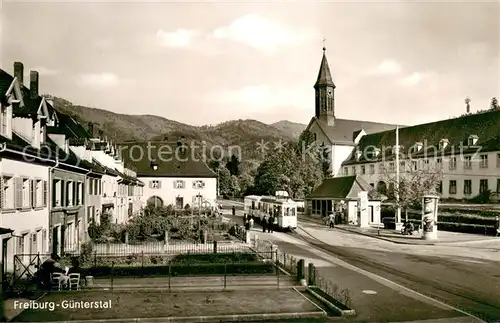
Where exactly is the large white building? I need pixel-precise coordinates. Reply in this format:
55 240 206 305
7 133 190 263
304 47 404 177
119 142 217 209
341 109 500 201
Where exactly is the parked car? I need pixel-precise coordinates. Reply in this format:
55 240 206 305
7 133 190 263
382 217 396 229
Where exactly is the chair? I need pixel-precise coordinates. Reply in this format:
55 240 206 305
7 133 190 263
51 273 62 291
69 273 81 290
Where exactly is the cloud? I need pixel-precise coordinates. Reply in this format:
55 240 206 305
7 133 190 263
77 73 119 87
371 59 402 75
210 14 318 54
399 72 425 86
156 29 196 48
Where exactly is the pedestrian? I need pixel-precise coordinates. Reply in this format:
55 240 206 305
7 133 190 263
495 216 500 237
262 215 268 233
243 213 248 224
249 217 254 230
269 215 274 233
328 213 335 229
232 206 236 216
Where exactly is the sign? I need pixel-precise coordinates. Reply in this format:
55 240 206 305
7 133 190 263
201 201 211 209
357 191 368 211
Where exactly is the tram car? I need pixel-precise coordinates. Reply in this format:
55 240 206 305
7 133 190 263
244 192 297 231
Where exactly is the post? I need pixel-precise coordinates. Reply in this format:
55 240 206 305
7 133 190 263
422 195 439 240
164 230 168 246
213 240 217 254
395 125 402 224
223 263 227 289
94 251 97 268
297 259 305 282
125 232 129 245
276 255 280 289
168 262 171 292
308 263 314 286
110 261 114 291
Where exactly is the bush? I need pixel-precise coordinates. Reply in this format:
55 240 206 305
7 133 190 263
468 190 492 204
437 222 495 235
86 262 273 278
172 252 258 264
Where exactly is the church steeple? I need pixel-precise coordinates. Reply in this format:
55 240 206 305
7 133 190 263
314 46 336 126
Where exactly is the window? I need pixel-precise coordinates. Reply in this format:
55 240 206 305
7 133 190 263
389 162 395 172
479 179 488 193
30 232 37 254
343 167 348 176
436 181 443 194
369 164 375 174
94 179 98 195
313 133 317 141
497 153 500 168
1 175 14 210
497 179 500 194
88 178 93 195
34 180 43 207
192 180 205 189
0 105 9 136
41 229 47 253
361 165 366 175
67 181 73 206
480 155 488 168
17 235 25 255
449 180 457 194
424 159 429 166
378 163 384 173
449 157 457 170
53 179 61 207
174 180 185 189
351 166 356 175
463 156 472 169
436 158 442 168
464 180 472 195
150 180 160 189
76 182 83 205
400 161 405 169
411 160 417 171
370 183 374 188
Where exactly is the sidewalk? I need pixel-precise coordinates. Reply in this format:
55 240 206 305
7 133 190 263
298 214 498 246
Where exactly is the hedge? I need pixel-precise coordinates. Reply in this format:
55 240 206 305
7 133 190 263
437 222 496 235
381 209 499 227
172 252 259 264
85 262 274 278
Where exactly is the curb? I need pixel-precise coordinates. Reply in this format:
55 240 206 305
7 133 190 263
306 286 356 317
33 311 326 323
334 227 435 246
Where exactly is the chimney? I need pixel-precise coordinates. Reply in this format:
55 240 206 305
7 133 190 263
30 71 39 99
88 123 94 137
14 62 24 85
465 97 471 114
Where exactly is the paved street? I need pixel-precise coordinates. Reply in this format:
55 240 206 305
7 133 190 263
220 202 500 322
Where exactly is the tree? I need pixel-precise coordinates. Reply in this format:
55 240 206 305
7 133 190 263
490 97 499 110
379 163 443 221
218 166 233 197
226 155 241 176
238 172 254 196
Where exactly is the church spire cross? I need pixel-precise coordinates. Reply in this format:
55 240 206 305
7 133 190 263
322 38 327 51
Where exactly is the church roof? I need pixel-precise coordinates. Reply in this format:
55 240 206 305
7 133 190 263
314 49 335 88
309 117 402 145
342 109 500 165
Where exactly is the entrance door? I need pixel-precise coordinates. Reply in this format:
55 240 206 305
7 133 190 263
175 197 184 209
369 205 374 223
51 227 58 255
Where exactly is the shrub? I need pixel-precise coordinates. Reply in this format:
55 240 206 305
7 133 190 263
79 241 94 266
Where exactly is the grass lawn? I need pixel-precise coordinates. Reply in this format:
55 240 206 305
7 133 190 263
12 289 321 322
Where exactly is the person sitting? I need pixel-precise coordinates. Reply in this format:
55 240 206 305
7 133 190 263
39 253 65 289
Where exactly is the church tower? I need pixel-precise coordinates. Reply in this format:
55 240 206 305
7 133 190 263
314 47 336 126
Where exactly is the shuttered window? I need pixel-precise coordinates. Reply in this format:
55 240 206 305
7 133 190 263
60 180 65 207
30 179 35 208
72 182 76 206
43 181 47 207
14 178 23 209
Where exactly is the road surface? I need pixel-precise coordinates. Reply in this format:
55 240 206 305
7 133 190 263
220 199 500 322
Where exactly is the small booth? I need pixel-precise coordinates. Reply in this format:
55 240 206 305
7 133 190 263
421 195 440 240
306 176 385 227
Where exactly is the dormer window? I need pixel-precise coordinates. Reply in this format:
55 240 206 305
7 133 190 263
413 142 423 153
355 150 362 160
392 145 404 155
438 139 449 150
150 161 158 170
468 135 478 146
372 148 381 158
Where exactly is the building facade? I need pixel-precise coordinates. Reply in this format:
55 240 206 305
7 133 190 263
341 110 500 201
119 142 217 210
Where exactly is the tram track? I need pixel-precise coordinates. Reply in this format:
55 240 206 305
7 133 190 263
291 225 500 323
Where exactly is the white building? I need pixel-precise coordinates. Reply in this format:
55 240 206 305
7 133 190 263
0 64 52 273
119 142 217 209
340 109 500 201
304 47 403 177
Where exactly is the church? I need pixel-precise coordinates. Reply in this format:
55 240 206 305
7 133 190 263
304 47 403 177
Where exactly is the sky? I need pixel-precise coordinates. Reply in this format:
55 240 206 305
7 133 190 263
0 0 499 127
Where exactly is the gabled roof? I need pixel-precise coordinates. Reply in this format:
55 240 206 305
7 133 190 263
343 109 500 165
308 175 383 200
307 117 403 145
118 141 217 178
47 111 91 140
92 158 119 176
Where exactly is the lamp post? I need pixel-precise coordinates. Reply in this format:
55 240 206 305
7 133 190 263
197 193 202 241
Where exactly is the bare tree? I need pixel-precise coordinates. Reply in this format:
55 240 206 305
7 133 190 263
379 162 443 222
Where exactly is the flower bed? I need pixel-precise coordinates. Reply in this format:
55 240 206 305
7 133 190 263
307 286 355 316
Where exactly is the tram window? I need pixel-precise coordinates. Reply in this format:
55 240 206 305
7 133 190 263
285 207 289 216
291 208 296 216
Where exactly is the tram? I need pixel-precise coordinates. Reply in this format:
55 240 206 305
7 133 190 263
243 192 297 231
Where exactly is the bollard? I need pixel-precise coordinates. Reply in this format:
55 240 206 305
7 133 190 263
111 262 114 291
297 259 305 282
308 263 315 286
164 230 168 245
168 262 171 292
125 232 129 244
213 240 218 254
223 264 227 289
